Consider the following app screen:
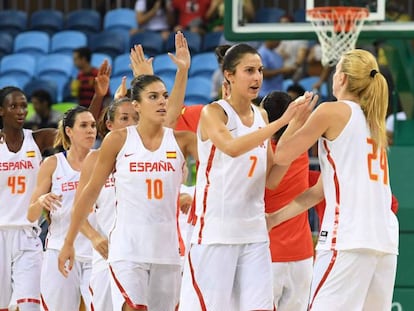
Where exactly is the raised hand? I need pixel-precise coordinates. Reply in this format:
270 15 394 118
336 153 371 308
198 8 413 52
168 31 191 72
279 91 315 125
114 76 128 100
95 59 111 97
130 44 154 77
291 92 319 128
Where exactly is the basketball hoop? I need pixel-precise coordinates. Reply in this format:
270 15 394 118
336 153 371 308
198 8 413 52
307 6 369 66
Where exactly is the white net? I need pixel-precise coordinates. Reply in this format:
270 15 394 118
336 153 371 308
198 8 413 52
307 7 369 66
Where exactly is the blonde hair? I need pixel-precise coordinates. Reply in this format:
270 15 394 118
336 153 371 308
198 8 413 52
341 49 388 150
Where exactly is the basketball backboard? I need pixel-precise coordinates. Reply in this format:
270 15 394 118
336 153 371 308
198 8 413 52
224 0 414 41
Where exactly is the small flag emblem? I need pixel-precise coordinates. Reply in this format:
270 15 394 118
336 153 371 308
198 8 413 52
166 151 177 159
26 150 36 157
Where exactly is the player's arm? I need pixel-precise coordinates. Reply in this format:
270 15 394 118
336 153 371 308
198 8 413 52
89 59 111 121
266 174 324 231
64 131 123 244
76 150 109 259
275 103 332 166
58 130 124 276
175 130 198 161
33 128 58 153
202 93 313 157
27 156 60 222
165 31 190 129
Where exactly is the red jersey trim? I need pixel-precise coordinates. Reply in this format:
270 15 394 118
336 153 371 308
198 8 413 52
16 298 40 305
323 140 341 250
308 250 338 310
188 247 207 311
41 294 49 311
197 145 216 244
109 265 148 310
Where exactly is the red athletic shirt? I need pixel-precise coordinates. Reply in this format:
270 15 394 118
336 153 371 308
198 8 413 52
265 141 314 262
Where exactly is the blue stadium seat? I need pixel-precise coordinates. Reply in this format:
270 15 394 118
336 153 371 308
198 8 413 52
153 54 176 81
24 79 58 103
0 10 27 36
14 31 50 57
0 53 36 87
51 30 87 55
103 8 137 32
254 8 286 23
113 53 132 77
166 31 201 55
185 76 212 105
65 9 101 35
161 75 174 93
36 53 73 78
91 53 113 68
0 32 14 59
89 31 126 59
202 31 223 52
36 53 74 102
0 75 22 89
298 76 328 99
189 52 219 79
130 31 165 57
30 9 63 35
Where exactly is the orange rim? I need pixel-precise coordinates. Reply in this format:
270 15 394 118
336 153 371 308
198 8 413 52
307 6 369 21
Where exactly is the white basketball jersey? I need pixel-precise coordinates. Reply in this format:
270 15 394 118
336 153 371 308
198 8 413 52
93 173 116 270
110 126 185 265
0 129 42 227
45 152 95 261
192 100 269 245
317 100 399 254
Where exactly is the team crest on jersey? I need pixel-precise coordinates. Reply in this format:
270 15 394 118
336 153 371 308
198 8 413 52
166 151 177 159
319 230 328 243
26 150 36 157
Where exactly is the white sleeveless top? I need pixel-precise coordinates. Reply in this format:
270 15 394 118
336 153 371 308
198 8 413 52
192 100 269 245
92 173 116 271
110 126 185 265
46 152 95 261
317 100 399 254
0 129 42 228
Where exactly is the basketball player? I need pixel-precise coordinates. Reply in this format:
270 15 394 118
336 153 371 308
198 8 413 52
267 49 399 311
261 91 314 311
58 74 198 311
178 43 315 311
0 87 56 311
27 106 97 311
72 31 192 310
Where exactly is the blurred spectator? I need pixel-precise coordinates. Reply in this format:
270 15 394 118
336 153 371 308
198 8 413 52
131 0 175 40
25 89 62 130
71 47 100 107
306 42 323 77
258 40 294 99
275 15 308 81
386 1 411 22
172 0 213 34
205 0 254 32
